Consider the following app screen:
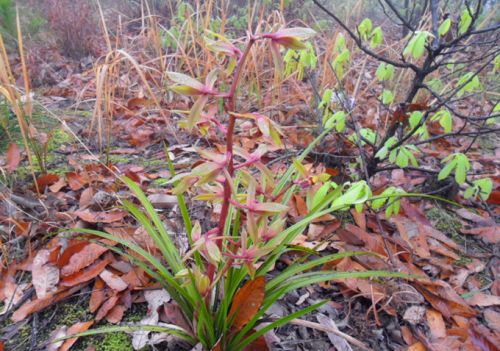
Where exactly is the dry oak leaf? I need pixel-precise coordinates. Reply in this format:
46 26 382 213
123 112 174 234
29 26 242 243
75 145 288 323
99 269 128 292
75 209 128 224
106 304 126 324
35 173 60 191
5 143 21 173
60 242 109 277
426 309 447 339
89 277 106 313
12 284 85 322
61 258 111 287
228 276 266 331
32 249 60 299
483 309 500 333
466 292 500 307
414 283 477 319
95 294 119 321
461 226 500 244
65 171 90 191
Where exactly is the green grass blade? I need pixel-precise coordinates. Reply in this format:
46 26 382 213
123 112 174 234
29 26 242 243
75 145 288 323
122 176 183 272
266 251 374 291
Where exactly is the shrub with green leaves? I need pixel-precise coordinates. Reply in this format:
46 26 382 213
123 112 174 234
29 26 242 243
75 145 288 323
311 0 496 210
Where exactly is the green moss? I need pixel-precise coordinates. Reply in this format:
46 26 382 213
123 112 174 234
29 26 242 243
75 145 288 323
48 128 73 151
453 255 473 267
17 322 31 341
108 154 132 165
57 303 90 327
97 332 133 351
426 207 462 237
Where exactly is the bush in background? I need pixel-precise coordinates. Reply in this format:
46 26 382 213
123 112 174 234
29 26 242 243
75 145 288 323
43 0 100 58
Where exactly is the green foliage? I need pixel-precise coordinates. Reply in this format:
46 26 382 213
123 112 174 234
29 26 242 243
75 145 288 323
459 8 472 34
376 63 394 81
372 186 406 218
284 42 317 80
323 111 346 132
456 72 481 97
381 89 394 104
357 19 383 48
439 18 452 36
431 109 452 133
357 18 372 40
0 0 15 37
464 178 493 201
389 144 419 168
487 103 499 125
403 31 433 60
332 47 350 78
370 26 383 48
427 78 443 91
348 128 376 146
375 136 398 160
494 54 500 73
409 111 423 129
331 33 350 78
438 153 470 184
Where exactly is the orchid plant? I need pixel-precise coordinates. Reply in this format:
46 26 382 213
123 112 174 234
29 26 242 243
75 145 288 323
68 27 409 350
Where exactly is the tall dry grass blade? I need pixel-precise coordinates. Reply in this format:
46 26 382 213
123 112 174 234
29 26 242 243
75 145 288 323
96 0 112 53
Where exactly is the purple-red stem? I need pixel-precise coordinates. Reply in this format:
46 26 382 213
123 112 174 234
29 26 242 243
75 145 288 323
216 36 256 247
206 36 257 284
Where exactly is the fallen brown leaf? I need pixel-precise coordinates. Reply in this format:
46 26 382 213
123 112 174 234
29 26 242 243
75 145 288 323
32 249 60 299
228 276 266 331
6 143 21 173
99 269 128 292
59 320 94 351
60 243 109 276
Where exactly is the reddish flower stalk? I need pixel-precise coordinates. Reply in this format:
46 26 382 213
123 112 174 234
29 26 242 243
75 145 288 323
216 35 257 248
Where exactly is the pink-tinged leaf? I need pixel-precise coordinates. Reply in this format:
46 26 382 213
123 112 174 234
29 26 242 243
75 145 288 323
171 85 204 96
187 95 209 130
265 27 316 50
276 27 317 40
253 202 289 214
205 69 219 90
191 161 222 177
256 115 271 137
167 72 205 92
275 36 307 50
6 143 21 173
